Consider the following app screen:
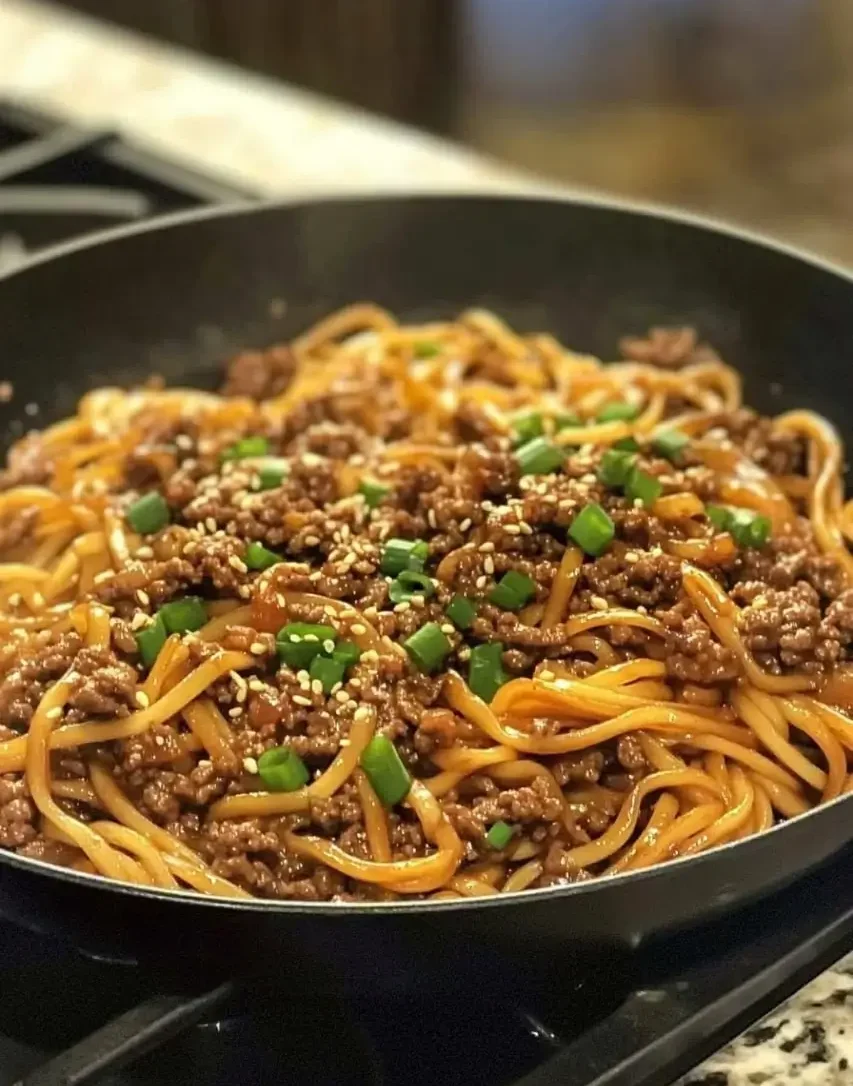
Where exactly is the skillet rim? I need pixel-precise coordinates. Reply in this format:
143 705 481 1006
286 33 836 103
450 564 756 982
0 189 851 916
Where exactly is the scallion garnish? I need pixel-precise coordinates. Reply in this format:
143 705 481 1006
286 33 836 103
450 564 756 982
705 505 772 549
512 411 544 446
597 402 640 423
359 479 390 509
569 503 615 557
276 622 337 669
222 436 270 461
554 410 581 431
159 597 208 635
403 622 452 673
360 735 412 806
309 654 347 694
380 538 429 576
652 429 689 463
613 436 640 452
597 449 637 489
469 642 509 703
257 460 288 490
257 747 309 792
413 341 441 359
489 570 536 612
706 504 731 532
126 492 170 534
625 466 663 508
135 614 167 668
332 640 362 667
485 820 514 850
515 436 564 476
446 595 476 630
244 541 280 571
388 570 436 604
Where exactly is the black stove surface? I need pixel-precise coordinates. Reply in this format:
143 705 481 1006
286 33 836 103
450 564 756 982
1 95 852 1086
2 846 853 1086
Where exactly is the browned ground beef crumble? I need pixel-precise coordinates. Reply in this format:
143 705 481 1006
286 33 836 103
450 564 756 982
0 323 850 901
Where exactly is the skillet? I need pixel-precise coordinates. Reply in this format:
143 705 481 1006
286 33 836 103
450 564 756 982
0 194 851 986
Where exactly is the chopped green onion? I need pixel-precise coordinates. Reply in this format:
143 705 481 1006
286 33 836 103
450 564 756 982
309 654 347 694
515 436 565 476
276 622 337 669
744 514 771 549
625 466 663 508
403 622 452 673
244 541 280 571
388 570 436 604
469 642 509 703
135 614 167 668
360 735 412 806
126 492 170 535
413 340 441 359
489 570 536 612
512 411 544 446
359 479 390 509
554 410 581 431
597 449 637 489
257 747 309 792
159 597 208 635
597 401 640 423
257 459 289 490
613 436 640 452
222 436 270 461
729 509 772 549
652 429 689 463
380 538 429 576
706 504 731 532
569 503 615 557
446 595 476 630
332 640 362 667
485 819 514 850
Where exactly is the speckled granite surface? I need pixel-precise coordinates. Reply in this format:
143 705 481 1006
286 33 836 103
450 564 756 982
0 2 852 1082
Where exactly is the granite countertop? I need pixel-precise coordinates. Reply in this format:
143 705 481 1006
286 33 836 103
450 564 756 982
0 2 852 1083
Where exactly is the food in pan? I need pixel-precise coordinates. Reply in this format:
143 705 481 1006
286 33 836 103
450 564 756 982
1 304 852 902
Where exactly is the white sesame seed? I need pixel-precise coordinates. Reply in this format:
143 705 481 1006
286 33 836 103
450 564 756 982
519 523 534 535
236 687 247 703
228 706 243 718
394 601 411 613
135 690 150 709
238 585 251 599
476 575 487 589
296 670 310 683
304 536 321 547
350 624 367 636
637 604 649 615
504 524 520 535
353 706 371 723
590 595 609 611
311 679 324 696
335 690 351 703
479 541 495 553
362 649 379 663
205 517 217 533
248 679 265 692
633 498 644 509
322 639 336 654
250 642 266 655
440 624 455 635
228 554 248 574
538 669 556 682
231 671 247 691
130 611 148 631
135 546 154 560
242 757 259 775
293 695 312 707
624 551 639 563
135 589 150 607
484 556 495 575
459 518 472 532
303 634 318 643
428 509 437 528
45 706 62 720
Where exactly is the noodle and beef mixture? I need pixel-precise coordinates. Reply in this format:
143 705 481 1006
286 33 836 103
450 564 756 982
1 304 853 902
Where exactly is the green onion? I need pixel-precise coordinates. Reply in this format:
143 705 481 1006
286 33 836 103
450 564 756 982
597 449 637 489
729 509 772 549
485 819 514 850
613 436 640 452
309 654 347 694
276 622 337 669
554 410 581 431
388 570 436 604
569 503 615 557
359 479 390 509
360 735 412 806
706 504 731 532
244 541 280 571
403 622 452 673
597 401 640 423
126 492 170 534
469 642 509 703
512 411 544 446
380 538 429 576
135 614 167 668
413 340 441 359
332 640 362 667
446 595 476 630
257 747 309 792
159 597 208 635
745 514 771 549
652 429 689 463
257 459 288 490
515 436 565 476
489 570 536 612
625 466 663 508
222 436 270 461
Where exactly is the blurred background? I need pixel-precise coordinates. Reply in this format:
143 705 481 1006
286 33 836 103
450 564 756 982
54 0 853 263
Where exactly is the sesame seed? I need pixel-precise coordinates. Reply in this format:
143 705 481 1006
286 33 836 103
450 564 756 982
476 575 487 589
637 604 649 615
538 669 556 682
238 585 251 599
248 679 265 693
135 546 154 560
353 706 371 723
293 695 313 707
633 498 644 509
304 536 321 547
205 517 217 533
135 690 150 708
228 554 248 574
440 624 455 635
303 634 318 643
243 757 259 775
362 649 379 663
590 595 609 611
479 542 495 553
135 589 150 607
231 670 247 691
624 551 639 563
459 518 472 532
350 624 367 636
428 509 437 528
322 639 336 654
45 706 62 720
7 592 21 607
394 601 411 613
130 611 148 630
484 556 495 575
458 647 471 661
580 473 597 485
311 679 324 696
335 690 351 703
236 687 247 704
296 670 310 683
228 707 243 718
250 642 266 655
519 523 534 535
504 524 520 535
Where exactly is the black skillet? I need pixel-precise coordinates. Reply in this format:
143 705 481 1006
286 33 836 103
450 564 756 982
0 194 851 996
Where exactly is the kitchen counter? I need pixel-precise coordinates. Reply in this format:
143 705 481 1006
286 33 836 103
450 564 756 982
0 2 851 1083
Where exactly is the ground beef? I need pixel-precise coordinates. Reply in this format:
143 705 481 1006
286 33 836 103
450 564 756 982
618 326 709 368
0 632 82 729
0 775 36 848
221 345 296 400
714 408 806 477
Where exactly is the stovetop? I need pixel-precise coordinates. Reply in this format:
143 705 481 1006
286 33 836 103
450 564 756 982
1 96 853 1086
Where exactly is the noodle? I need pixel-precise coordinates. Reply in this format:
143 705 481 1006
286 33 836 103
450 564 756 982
0 303 851 903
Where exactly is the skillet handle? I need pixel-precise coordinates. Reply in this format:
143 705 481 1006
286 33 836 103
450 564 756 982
12 980 235 1086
